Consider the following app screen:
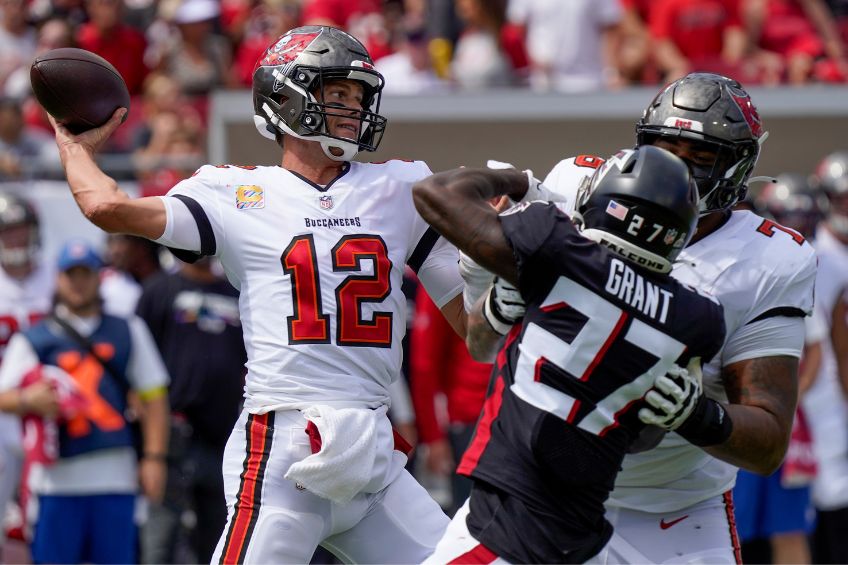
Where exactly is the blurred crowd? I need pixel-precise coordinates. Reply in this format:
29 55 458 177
1 0 848 185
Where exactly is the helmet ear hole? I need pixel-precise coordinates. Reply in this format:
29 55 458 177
301 112 323 130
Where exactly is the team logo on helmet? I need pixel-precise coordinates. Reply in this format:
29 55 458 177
728 86 763 138
254 29 323 82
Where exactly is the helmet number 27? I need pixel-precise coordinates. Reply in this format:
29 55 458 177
282 233 393 347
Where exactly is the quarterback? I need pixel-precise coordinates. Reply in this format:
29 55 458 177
47 26 464 564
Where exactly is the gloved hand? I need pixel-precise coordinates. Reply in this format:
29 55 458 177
460 250 495 313
638 358 703 431
638 357 734 447
482 277 526 335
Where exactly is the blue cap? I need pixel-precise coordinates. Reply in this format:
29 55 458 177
56 240 103 272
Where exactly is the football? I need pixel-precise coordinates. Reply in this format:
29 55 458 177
30 47 130 134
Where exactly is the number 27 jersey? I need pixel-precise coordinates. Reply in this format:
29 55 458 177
161 160 462 413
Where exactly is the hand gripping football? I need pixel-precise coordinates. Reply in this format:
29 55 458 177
30 47 130 134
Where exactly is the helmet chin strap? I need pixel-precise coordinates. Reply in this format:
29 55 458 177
320 138 359 162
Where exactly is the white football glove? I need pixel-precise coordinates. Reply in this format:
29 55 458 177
486 160 566 206
482 277 526 335
460 250 495 313
638 358 704 431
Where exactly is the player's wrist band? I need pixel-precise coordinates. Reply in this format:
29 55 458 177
675 396 733 447
483 287 514 335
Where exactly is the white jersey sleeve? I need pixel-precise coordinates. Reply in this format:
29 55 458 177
401 161 463 308
155 165 229 257
126 316 169 394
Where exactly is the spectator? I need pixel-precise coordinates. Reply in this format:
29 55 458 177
232 0 302 87
377 23 448 94
617 0 653 84
0 193 53 557
649 0 747 82
28 0 87 28
410 289 490 515
0 239 169 565
132 108 205 197
4 18 75 99
743 0 848 84
76 0 149 95
154 0 234 97
301 0 392 60
136 257 245 564
0 0 36 95
826 0 848 42
451 0 513 89
100 234 163 318
508 0 622 92
0 98 58 181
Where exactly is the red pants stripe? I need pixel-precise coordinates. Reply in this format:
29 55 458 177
219 412 275 564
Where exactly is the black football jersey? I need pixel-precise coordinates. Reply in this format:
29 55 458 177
457 202 726 564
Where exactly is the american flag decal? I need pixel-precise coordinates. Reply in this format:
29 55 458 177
605 200 629 221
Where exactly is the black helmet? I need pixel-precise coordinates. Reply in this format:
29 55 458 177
252 26 388 161
755 173 824 239
574 146 699 274
813 151 848 236
0 192 40 271
637 73 763 215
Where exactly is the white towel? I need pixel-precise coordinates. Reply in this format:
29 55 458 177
284 404 389 504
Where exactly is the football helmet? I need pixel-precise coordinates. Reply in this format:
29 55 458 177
252 25 387 162
574 146 698 274
637 73 763 215
755 173 824 239
0 192 40 272
813 151 848 237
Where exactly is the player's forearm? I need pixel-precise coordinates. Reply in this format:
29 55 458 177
707 356 798 475
59 142 129 229
703 403 791 475
59 143 167 239
466 296 502 362
139 392 170 459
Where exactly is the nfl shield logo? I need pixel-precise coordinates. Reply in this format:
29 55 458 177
664 228 678 245
319 195 334 210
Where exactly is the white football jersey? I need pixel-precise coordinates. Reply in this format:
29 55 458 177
545 156 817 512
161 160 462 414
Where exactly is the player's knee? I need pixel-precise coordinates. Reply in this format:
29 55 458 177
221 508 325 564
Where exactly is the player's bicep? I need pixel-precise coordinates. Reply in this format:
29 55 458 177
721 355 798 432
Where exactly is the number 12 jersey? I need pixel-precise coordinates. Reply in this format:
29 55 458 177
158 160 463 414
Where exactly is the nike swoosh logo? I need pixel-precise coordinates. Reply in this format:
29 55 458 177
660 515 689 529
